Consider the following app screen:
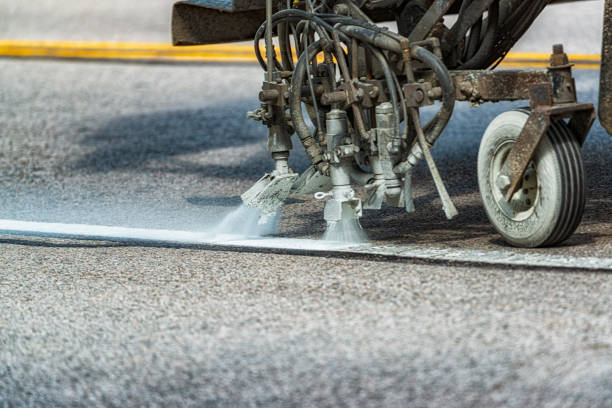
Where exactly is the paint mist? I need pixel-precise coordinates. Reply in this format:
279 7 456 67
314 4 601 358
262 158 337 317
214 205 279 237
323 219 368 244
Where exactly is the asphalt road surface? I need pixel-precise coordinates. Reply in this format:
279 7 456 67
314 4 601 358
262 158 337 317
1 1 611 407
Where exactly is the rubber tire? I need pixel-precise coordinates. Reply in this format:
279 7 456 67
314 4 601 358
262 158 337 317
477 110 585 248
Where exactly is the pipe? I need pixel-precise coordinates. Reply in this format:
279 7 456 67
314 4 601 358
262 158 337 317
265 0 273 81
290 41 329 175
336 25 403 53
458 0 499 69
412 46 455 145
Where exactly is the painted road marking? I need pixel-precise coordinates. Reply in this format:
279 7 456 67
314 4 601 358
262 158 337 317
0 40 602 69
0 219 610 271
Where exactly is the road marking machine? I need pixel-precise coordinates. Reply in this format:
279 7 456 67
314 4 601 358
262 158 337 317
172 0 611 247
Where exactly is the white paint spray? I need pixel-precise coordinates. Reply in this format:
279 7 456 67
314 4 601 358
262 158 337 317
214 205 279 237
0 217 359 251
323 219 368 244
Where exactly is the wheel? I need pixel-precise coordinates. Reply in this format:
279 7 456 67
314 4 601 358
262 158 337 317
477 110 585 248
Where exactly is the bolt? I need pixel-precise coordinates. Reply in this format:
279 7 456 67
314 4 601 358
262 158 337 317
496 174 511 191
415 89 425 103
550 44 569 66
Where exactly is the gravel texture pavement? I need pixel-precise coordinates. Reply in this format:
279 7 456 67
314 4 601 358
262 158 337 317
0 56 610 408
1 239 611 407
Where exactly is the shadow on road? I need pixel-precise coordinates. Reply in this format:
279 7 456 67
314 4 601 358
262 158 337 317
73 105 266 172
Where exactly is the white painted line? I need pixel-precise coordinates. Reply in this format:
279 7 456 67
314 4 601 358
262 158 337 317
0 219 355 250
349 245 612 271
0 219 610 271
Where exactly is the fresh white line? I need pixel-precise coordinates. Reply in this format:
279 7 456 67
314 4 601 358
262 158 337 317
0 219 355 250
0 219 610 271
349 245 612 271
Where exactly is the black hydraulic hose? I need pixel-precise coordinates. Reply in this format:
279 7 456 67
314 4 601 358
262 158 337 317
278 22 294 71
295 20 309 52
319 14 405 42
458 0 499 69
328 25 453 145
255 9 453 148
290 40 328 174
255 10 403 70
303 22 324 134
260 9 337 37
464 14 482 61
412 46 455 145
336 25 403 53
255 12 359 71
445 0 494 52
486 0 548 68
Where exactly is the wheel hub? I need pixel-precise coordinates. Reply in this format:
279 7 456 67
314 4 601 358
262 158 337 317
491 141 539 221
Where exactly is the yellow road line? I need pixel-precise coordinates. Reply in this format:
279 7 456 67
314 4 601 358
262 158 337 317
0 40 602 69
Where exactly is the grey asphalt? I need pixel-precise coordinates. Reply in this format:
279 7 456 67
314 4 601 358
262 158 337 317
1 1 611 407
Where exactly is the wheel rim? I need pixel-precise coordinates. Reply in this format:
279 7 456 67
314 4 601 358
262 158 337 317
489 140 539 222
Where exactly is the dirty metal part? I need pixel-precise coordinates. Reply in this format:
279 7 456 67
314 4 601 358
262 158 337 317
292 165 333 196
568 107 596 145
403 170 416 213
266 119 293 152
355 81 382 108
500 108 550 201
241 170 299 217
331 31 370 141
264 87 293 154
172 0 581 46
322 109 363 223
410 37 444 61
449 70 549 103
363 156 385 210
408 0 456 43
321 90 349 106
409 107 458 220
323 197 363 222
259 89 280 102
501 103 595 200
548 44 577 104
528 82 553 109
599 0 612 135
172 2 265 45
375 102 403 200
290 40 329 176
260 81 288 108
403 82 433 108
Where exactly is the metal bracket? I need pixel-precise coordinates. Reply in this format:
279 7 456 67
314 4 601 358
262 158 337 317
259 81 288 109
501 108 550 201
599 0 612 135
403 82 433 108
501 103 595 201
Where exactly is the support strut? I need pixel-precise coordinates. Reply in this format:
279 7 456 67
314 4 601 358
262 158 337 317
599 0 612 135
